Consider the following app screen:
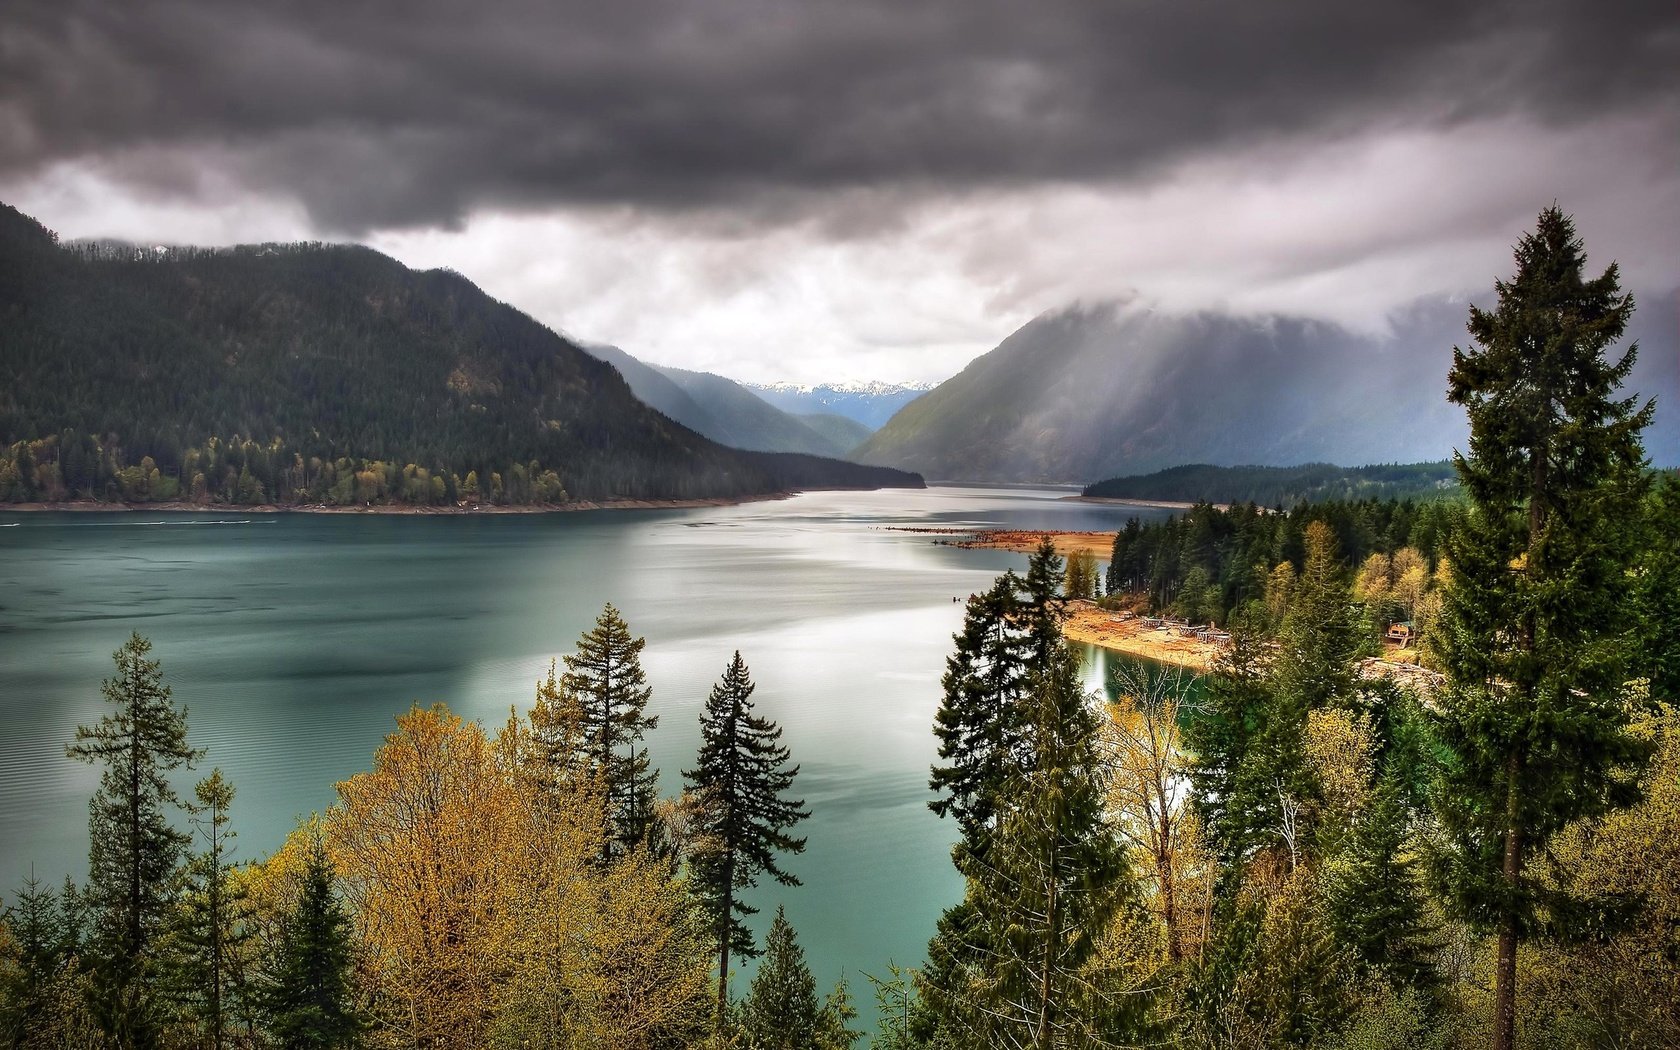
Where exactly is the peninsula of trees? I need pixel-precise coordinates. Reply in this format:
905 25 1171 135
0 204 922 508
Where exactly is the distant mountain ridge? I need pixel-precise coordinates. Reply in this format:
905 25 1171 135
747 381 935 430
855 299 1679 483
581 344 869 457
0 203 921 505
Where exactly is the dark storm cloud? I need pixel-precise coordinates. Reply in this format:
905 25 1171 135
2 0 1677 232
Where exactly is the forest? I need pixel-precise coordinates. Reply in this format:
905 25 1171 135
0 204 920 506
4 199 1678 1050
1081 463 1461 508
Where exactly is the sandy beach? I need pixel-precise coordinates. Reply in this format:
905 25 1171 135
1060 602 1223 671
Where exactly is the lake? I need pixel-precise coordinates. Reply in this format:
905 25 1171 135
0 485 1178 1023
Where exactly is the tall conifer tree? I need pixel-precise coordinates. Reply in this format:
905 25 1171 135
738 907 820 1050
683 652 809 1023
67 632 202 1048
954 645 1139 1049
562 604 660 860
163 769 253 1050
265 839 361 1050
1434 205 1653 1050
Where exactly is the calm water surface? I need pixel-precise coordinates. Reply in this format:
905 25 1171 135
0 485 1175 1015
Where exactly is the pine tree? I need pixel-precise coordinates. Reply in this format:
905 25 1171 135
954 645 1139 1050
927 573 1030 848
562 603 661 860
1186 608 1289 877
683 652 809 1022
66 632 202 1048
1635 473 1680 702
0 874 75 1047
739 907 820 1050
266 838 361 1050
1434 205 1654 1050
163 769 254 1049
1322 771 1438 991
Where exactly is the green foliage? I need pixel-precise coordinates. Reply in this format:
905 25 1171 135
738 907 820 1050
1105 496 1460 630
927 573 1032 848
265 838 362 1049
951 646 1143 1048
1635 472 1680 702
1084 461 1462 507
1186 610 1304 876
562 604 661 860
1431 205 1655 1049
683 652 809 1017
159 769 257 1047
0 876 96 1048
65 632 203 1048
864 963 924 1050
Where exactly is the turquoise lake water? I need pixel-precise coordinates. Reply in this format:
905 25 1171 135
0 485 1178 1022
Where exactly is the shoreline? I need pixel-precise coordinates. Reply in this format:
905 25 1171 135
0 492 797 516
1060 603 1221 671
892 526 1119 559
1065 495 1231 511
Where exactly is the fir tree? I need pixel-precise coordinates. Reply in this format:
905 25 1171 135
66 632 202 1048
954 645 1140 1050
739 907 820 1050
927 573 1030 848
1322 771 1438 991
1635 473 1680 702
0 874 78 1047
1433 205 1654 1050
562 603 661 860
163 770 254 1049
266 838 361 1050
1186 608 1291 878
683 652 809 1022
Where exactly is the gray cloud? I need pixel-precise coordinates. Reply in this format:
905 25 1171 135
3 0 1676 233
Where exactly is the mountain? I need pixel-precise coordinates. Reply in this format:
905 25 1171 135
0 203 921 505
854 299 1680 483
583 344 867 458
793 412 874 452
747 381 935 429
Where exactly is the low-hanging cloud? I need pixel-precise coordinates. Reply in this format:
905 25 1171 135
3 0 1677 232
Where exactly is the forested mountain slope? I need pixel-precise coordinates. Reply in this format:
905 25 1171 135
0 205 920 504
855 299 1679 483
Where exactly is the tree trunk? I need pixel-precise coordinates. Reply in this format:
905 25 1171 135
1492 750 1524 1050
715 853 734 1027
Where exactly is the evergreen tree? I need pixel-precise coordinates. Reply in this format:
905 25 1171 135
927 573 1030 848
1272 521 1362 715
163 769 253 1049
1186 608 1290 877
562 603 661 860
683 652 809 1022
0 874 84 1048
954 645 1140 1049
739 907 820 1050
1433 205 1654 1050
66 632 202 1048
265 838 361 1050
1322 772 1438 991
1635 473 1680 702
864 963 923 1050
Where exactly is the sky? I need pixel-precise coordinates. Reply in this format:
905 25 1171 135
2 0 1677 385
